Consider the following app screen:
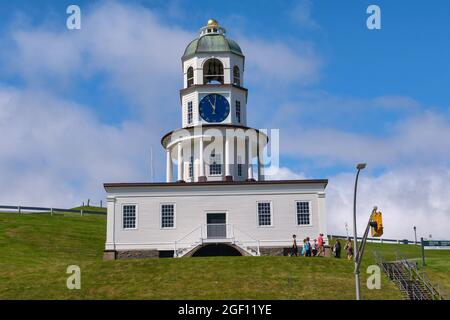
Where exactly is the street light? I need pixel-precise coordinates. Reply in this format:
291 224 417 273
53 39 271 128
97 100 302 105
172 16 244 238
353 162 366 300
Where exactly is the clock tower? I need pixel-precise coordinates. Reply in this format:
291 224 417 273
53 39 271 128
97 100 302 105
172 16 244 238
161 19 268 183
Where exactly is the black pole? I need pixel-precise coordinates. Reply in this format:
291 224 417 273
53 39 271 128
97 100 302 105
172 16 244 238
413 226 417 244
421 237 426 266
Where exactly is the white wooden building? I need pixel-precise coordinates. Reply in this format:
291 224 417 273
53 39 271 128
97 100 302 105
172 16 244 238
104 20 328 259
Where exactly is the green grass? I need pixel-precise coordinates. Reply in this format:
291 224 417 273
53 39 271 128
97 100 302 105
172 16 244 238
0 212 448 299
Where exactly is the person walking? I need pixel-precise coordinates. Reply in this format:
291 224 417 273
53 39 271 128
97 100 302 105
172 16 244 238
317 233 325 257
305 237 312 257
312 239 318 256
291 234 298 256
333 239 341 258
344 239 354 261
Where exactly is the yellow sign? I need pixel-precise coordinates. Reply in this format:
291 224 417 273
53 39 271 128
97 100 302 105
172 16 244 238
370 208 383 237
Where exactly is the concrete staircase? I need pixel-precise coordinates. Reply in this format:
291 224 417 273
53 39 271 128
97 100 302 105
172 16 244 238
234 240 259 256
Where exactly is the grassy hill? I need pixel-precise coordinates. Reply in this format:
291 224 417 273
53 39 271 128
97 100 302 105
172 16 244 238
71 205 107 214
0 212 448 299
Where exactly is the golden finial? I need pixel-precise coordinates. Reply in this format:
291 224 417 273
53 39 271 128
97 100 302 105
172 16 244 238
207 19 218 27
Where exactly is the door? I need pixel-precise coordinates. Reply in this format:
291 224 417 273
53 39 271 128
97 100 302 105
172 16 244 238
206 213 227 239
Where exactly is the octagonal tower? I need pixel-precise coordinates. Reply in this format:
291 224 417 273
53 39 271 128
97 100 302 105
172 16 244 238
162 19 268 183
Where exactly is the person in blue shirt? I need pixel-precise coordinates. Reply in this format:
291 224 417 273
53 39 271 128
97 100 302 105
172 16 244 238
304 237 312 257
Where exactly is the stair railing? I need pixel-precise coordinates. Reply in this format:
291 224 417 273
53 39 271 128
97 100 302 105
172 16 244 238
173 225 203 257
233 225 260 255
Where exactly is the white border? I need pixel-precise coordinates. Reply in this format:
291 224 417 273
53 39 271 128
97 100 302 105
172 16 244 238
295 200 313 227
160 203 177 230
121 203 138 230
256 200 273 228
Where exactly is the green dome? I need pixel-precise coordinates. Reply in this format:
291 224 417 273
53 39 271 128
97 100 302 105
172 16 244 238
182 34 243 60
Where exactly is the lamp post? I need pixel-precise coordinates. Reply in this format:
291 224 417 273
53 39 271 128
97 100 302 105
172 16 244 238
353 162 366 301
413 226 417 244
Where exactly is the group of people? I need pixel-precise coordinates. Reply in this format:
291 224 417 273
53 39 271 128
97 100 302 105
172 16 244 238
290 233 325 257
290 234 355 261
332 238 354 260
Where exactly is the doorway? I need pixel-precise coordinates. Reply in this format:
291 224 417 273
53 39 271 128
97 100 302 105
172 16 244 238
206 213 226 239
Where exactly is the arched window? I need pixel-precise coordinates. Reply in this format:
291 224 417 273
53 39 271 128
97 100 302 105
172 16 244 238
187 67 194 88
203 58 224 84
233 66 240 86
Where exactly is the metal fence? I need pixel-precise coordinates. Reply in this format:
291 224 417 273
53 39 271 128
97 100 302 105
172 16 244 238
329 234 419 245
0 205 106 216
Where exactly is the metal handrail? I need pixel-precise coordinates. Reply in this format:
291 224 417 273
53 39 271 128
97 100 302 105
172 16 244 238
233 225 260 255
398 255 445 300
174 225 203 257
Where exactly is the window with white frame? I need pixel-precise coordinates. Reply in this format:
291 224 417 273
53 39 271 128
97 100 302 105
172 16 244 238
187 67 194 88
296 201 311 225
122 205 136 229
235 101 241 123
187 101 193 124
188 156 194 178
257 202 272 226
233 65 240 86
209 151 222 175
237 155 243 177
161 204 175 228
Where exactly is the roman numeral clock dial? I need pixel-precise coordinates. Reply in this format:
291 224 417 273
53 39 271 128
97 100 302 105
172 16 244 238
199 94 230 123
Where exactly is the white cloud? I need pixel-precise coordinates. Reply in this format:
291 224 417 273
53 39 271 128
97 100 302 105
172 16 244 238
264 166 306 180
239 38 321 86
327 167 450 240
280 109 450 168
0 86 151 207
289 0 319 29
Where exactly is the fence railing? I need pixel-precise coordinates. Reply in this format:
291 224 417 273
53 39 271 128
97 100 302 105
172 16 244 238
329 234 419 245
0 205 106 216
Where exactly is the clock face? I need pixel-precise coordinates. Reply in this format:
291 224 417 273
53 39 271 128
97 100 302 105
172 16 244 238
199 94 230 123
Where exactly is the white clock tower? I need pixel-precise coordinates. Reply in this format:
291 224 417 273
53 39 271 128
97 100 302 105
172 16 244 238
162 19 268 183
104 18 328 260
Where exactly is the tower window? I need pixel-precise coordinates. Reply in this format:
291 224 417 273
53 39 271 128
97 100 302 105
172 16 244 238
236 101 241 123
203 58 224 84
187 67 194 88
237 155 243 177
188 156 194 178
233 66 240 86
187 101 193 124
209 151 222 175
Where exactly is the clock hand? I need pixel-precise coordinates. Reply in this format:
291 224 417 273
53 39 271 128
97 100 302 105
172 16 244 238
208 96 216 114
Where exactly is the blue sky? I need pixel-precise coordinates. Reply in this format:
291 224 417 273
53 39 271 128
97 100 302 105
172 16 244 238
0 0 449 238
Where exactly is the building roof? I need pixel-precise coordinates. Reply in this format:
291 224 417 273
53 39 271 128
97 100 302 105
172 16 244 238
160 123 269 148
183 35 243 60
104 179 328 189
182 20 243 60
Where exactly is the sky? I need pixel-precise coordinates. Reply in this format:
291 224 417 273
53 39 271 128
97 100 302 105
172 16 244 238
0 0 449 240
